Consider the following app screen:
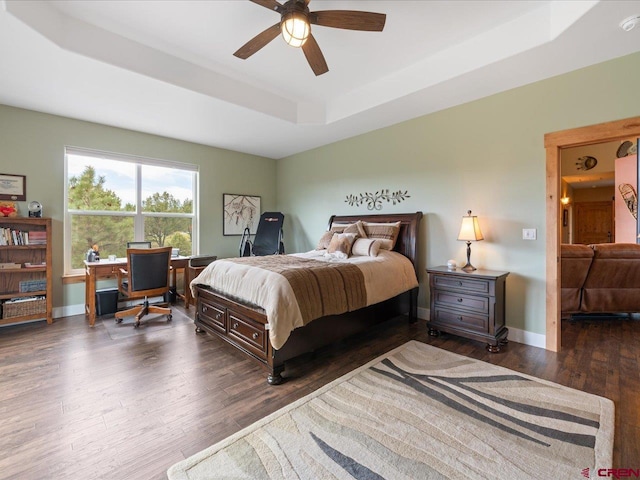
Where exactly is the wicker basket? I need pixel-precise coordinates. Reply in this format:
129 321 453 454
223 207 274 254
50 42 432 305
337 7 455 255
2 297 46 318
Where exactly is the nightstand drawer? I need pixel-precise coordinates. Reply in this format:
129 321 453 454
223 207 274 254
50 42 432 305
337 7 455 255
433 307 488 334
433 275 490 294
433 290 489 314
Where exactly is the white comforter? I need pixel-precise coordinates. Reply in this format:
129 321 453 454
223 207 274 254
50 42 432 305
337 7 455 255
190 250 418 349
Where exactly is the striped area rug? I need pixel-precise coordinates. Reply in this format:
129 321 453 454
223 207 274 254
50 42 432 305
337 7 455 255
168 341 613 480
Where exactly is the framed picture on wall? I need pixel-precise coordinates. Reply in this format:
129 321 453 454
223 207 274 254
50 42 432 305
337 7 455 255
562 208 568 227
0 173 26 201
223 193 261 236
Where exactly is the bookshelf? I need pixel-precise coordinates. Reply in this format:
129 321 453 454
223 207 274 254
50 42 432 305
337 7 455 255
0 217 52 325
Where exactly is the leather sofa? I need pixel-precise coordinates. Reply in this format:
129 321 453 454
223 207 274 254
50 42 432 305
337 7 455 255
561 243 640 316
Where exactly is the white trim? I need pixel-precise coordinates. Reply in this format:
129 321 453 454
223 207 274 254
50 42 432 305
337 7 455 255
54 304 85 319
506 327 546 349
65 145 199 172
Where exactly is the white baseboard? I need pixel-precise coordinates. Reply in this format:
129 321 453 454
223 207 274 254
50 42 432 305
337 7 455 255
416 307 546 349
506 327 546 349
54 304 84 319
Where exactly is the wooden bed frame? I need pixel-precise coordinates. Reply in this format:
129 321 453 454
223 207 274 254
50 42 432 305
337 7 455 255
193 212 423 384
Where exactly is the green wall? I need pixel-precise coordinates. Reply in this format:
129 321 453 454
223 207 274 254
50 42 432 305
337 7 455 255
0 105 276 312
3 51 639 336
277 51 640 336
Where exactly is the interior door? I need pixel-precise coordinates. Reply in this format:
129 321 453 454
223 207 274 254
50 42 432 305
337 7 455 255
574 201 614 244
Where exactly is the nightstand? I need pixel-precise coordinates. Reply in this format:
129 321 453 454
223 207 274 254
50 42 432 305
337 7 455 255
426 266 509 352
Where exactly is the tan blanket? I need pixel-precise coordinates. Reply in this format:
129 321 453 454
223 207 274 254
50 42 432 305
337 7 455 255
230 255 366 325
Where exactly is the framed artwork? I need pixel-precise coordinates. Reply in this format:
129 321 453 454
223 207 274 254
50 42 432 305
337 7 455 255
223 193 260 236
562 208 568 227
0 173 26 201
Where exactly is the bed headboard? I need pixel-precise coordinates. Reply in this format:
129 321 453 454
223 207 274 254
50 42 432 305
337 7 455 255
328 212 423 275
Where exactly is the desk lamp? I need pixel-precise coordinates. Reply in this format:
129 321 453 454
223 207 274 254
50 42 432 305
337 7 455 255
457 210 484 272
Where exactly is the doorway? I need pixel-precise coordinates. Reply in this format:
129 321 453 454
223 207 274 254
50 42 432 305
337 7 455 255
544 116 640 352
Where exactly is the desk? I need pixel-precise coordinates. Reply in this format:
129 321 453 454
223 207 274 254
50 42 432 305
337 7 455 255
84 256 190 326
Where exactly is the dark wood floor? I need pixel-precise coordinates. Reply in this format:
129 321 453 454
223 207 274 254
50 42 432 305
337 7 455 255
0 309 638 479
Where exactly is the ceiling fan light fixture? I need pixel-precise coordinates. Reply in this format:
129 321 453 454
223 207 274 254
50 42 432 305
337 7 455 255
281 11 309 47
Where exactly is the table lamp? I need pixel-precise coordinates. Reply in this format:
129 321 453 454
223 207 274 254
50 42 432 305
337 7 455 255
457 210 484 272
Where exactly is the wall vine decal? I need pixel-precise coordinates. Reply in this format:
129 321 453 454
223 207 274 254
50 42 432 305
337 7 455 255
345 189 410 210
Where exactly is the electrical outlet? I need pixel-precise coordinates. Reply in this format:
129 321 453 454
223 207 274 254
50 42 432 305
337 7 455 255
522 228 537 240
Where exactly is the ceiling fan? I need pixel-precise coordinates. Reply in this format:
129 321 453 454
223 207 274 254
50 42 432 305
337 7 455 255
233 0 386 76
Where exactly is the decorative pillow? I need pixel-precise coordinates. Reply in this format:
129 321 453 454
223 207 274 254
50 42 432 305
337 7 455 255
345 220 368 239
316 222 365 249
351 238 381 257
325 233 357 259
316 224 349 250
363 221 401 250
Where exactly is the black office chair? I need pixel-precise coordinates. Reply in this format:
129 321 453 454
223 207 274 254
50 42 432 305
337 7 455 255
115 246 172 328
239 212 285 256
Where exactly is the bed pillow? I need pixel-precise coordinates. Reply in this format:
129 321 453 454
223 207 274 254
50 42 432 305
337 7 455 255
350 220 368 239
325 233 357 259
351 238 381 257
363 221 401 250
316 222 365 249
316 224 348 250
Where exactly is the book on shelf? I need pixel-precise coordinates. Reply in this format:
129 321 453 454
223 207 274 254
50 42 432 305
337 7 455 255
27 231 47 245
24 262 47 268
0 228 42 246
4 295 46 304
0 262 21 269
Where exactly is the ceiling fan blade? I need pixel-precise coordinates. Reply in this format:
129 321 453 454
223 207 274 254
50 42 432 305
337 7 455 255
301 34 328 76
250 0 283 13
310 10 386 31
233 23 281 59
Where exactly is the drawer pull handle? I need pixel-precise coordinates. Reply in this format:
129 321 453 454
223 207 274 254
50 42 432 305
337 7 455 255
458 281 463 286
215 312 222 320
457 316 463 321
457 298 463 303
233 322 239 329
202 306 208 313
252 332 259 340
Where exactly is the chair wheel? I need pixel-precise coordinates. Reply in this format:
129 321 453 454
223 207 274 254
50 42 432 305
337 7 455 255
167 314 173 322
115 318 122 324
134 321 140 328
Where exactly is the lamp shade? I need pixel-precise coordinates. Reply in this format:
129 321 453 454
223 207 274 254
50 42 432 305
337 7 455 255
281 12 310 47
457 210 484 242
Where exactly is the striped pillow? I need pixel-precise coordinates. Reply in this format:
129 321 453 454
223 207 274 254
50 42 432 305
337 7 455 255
351 238 381 257
363 221 401 250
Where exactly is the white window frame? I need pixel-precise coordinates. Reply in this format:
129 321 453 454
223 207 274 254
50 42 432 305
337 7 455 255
64 146 199 275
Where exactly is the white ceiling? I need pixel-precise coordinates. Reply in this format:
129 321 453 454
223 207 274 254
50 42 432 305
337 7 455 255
1 0 639 159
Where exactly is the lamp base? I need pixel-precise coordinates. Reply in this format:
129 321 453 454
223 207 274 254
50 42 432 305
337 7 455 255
461 241 476 272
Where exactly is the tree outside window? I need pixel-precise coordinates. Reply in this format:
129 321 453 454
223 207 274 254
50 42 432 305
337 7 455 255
65 150 197 274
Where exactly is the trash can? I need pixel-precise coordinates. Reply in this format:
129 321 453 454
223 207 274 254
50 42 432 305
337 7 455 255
95 288 119 316
164 286 177 304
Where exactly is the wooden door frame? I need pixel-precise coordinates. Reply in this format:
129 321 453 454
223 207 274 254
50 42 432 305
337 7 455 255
544 116 640 351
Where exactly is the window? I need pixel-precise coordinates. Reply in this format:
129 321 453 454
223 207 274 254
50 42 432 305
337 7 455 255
64 147 198 274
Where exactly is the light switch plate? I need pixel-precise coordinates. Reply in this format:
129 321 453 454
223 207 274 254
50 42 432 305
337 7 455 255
522 228 537 240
